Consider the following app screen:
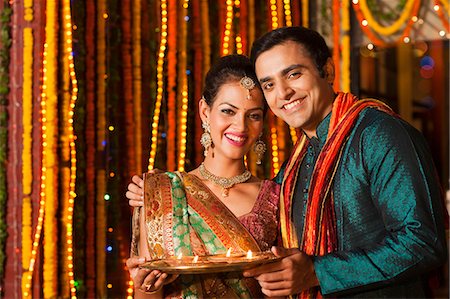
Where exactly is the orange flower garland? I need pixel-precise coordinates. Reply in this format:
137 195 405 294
42 0 59 296
434 0 450 33
352 0 421 46
167 0 178 170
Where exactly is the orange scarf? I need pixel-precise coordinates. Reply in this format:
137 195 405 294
279 92 396 298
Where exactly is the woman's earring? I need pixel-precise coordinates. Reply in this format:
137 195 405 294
200 122 213 157
253 135 266 165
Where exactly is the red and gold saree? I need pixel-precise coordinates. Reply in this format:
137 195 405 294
131 172 278 298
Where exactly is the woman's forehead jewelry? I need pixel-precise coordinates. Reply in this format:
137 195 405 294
240 76 256 100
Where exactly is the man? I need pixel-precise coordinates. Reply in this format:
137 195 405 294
241 26 447 298
127 26 447 298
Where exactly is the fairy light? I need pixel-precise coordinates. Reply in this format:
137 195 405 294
178 88 189 171
222 0 234 55
148 0 168 171
236 35 243 54
270 127 280 176
361 19 368 26
178 0 190 172
283 0 292 26
270 0 278 29
63 0 78 297
23 41 49 299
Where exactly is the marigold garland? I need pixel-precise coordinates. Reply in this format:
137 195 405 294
132 0 143 174
42 0 59 296
0 0 12 289
96 0 107 295
352 0 421 46
21 26 33 296
122 0 136 176
332 0 340 90
341 0 351 92
434 0 450 32
302 0 309 27
358 0 415 36
167 0 178 171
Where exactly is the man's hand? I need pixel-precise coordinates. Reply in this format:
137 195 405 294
243 246 319 297
126 175 144 207
126 256 178 294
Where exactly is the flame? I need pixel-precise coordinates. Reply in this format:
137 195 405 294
193 255 199 263
246 250 253 259
177 252 183 260
226 248 232 257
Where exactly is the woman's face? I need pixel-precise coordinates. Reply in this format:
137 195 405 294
200 81 265 161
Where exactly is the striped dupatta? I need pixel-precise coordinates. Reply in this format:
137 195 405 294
132 171 262 298
279 92 396 298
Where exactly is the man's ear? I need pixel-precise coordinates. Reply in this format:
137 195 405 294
199 98 210 123
323 57 335 84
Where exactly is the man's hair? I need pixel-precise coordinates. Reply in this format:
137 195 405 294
250 26 331 77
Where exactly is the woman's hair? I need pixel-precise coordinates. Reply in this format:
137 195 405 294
202 54 265 110
250 26 331 77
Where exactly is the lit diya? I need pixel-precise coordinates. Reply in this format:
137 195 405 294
207 248 263 263
140 250 280 274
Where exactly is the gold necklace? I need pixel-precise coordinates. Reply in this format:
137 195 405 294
199 163 252 197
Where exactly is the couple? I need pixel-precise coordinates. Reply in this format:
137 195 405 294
127 26 447 298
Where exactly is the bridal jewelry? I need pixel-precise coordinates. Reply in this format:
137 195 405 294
239 76 256 100
199 163 252 197
200 122 213 157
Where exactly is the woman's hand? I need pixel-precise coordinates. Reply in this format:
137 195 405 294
126 169 165 207
126 175 144 207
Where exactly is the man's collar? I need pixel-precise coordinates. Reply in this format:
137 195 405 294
316 112 331 145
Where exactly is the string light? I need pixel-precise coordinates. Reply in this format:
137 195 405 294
270 0 278 29
283 0 292 26
23 41 48 299
178 0 190 172
270 127 280 176
63 0 78 297
148 0 168 171
236 35 243 54
222 0 234 55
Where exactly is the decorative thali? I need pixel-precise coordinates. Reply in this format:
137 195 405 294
139 251 281 274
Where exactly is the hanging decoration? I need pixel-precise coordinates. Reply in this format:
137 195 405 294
222 0 234 55
434 0 450 33
0 0 12 288
167 0 177 171
352 0 421 46
41 0 59 297
62 0 78 297
148 0 168 170
21 0 34 294
177 0 190 172
132 0 142 174
95 1 107 296
341 0 351 92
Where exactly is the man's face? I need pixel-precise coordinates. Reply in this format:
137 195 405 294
255 41 335 137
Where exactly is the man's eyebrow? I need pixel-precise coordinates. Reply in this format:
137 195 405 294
259 64 305 83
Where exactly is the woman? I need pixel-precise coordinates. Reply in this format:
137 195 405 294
129 55 280 298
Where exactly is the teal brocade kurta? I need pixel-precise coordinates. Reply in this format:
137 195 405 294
275 107 447 297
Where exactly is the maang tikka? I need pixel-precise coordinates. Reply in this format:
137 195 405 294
253 134 266 165
240 76 256 100
200 122 213 157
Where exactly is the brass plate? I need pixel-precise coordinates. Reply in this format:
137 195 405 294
139 251 281 274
